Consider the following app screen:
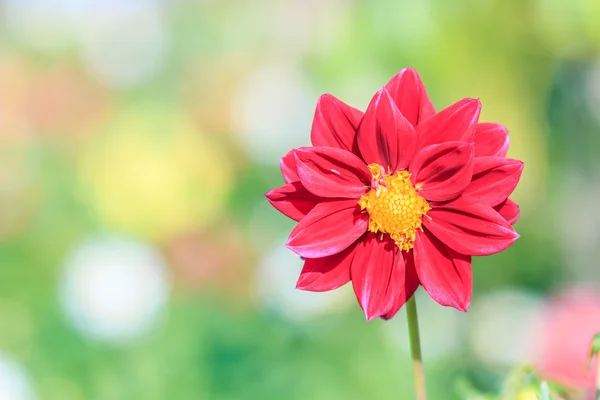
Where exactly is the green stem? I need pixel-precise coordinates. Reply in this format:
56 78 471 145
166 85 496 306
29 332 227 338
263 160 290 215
406 295 427 400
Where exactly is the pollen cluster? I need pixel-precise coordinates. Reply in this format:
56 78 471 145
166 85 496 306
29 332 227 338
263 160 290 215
358 164 430 251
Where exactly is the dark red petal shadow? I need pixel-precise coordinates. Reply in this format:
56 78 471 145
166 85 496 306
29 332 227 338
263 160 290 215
495 198 520 225
409 141 474 202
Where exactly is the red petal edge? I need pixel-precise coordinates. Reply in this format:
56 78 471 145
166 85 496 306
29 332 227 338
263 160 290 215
474 123 510 158
265 182 323 222
296 242 358 292
281 149 299 184
463 157 524 206
423 196 519 256
351 233 404 320
413 229 472 312
495 198 520 225
381 251 420 319
294 146 370 198
417 98 481 150
357 88 416 172
384 68 436 126
286 199 368 258
409 141 474 202
310 94 363 153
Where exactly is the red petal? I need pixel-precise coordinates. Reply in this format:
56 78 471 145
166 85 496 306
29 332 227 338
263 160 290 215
357 88 416 172
382 251 420 319
409 141 474 202
413 229 472 311
296 243 357 292
310 94 363 153
294 147 370 198
495 198 520 225
286 199 368 258
424 196 519 256
351 233 403 320
265 182 323 221
474 123 510 158
463 157 524 206
384 68 436 126
417 98 481 149
281 149 299 183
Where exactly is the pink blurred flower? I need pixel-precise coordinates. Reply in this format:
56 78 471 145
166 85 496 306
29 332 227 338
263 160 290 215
0 58 110 143
165 225 255 300
534 287 600 397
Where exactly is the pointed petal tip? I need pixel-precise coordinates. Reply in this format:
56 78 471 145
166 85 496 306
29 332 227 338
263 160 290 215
364 311 380 321
285 238 302 255
295 279 307 291
316 93 334 105
499 158 524 169
283 148 298 158
396 67 418 77
264 189 275 200
291 148 302 157
507 224 521 239
295 270 308 289
462 97 482 108
479 122 508 134
285 241 312 258
372 87 386 99
379 85 395 99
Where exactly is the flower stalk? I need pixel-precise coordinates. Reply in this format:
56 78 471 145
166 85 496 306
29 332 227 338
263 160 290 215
406 295 427 400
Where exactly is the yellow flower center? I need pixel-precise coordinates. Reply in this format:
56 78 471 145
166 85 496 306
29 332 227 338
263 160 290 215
358 164 430 251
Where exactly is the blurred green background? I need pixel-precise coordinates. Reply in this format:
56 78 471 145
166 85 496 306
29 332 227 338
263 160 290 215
1 0 600 399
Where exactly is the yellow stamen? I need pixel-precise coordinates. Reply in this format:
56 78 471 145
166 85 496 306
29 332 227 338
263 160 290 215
358 164 430 251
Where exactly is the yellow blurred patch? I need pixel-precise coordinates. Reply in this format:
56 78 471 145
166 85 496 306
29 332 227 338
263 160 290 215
78 105 234 240
515 386 539 400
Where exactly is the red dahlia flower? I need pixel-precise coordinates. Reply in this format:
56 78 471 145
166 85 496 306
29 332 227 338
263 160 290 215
265 68 523 320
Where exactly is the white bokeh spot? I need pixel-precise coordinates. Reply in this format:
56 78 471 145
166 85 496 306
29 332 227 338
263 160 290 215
60 235 170 344
231 63 313 164
468 289 543 367
0 353 34 400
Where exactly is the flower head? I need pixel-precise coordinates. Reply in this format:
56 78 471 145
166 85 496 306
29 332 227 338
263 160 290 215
266 68 523 320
